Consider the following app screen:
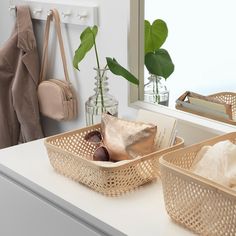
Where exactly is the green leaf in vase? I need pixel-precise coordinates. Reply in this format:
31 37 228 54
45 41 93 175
145 19 168 54
73 26 98 70
145 49 174 79
106 57 139 85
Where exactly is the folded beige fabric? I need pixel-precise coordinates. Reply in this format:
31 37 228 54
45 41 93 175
191 140 236 189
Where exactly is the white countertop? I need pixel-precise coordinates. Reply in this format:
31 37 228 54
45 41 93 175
0 139 194 236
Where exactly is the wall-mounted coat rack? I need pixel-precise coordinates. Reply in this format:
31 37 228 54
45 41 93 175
9 0 98 26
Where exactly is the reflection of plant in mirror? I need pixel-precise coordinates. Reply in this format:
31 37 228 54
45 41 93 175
145 19 174 79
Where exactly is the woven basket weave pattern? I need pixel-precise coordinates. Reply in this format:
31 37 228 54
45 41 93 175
45 124 184 196
160 133 236 235
209 92 236 120
176 92 236 124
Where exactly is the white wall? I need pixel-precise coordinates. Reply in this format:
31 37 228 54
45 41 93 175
0 0 137 135
145 0 236 107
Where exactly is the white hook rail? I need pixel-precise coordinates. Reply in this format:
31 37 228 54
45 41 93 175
9 0 98 26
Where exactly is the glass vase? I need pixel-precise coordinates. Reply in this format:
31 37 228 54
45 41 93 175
144 74 169 106
85 68 118 126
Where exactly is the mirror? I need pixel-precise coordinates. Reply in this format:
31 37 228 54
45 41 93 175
140 0 236 108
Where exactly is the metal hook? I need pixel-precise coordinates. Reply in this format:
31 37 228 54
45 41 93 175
9 5 16 11
33 8 42 15
77 11 88 20
9 5 16 16
61 11 72 18
47 10 53 16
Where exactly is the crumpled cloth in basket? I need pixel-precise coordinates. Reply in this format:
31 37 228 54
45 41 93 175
191 140 236 190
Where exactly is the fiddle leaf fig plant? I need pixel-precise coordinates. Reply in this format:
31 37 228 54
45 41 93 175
145 19 174 80
73 25 139 85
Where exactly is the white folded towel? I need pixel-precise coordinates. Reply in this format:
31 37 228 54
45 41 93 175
191 140 236 189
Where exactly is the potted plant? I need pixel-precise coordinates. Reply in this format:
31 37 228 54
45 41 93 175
73 26 139 125
144 19 174 106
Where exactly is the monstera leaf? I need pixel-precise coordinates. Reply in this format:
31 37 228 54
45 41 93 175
73 26 98 70
145 19 168 54
145 49 174 79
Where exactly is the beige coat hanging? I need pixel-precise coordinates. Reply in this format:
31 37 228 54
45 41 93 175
0 6 44 149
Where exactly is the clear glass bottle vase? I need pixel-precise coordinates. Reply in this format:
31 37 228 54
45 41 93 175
144 74 169 106
85 68 118 126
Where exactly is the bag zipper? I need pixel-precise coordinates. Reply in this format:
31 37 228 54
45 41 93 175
48 79 73 101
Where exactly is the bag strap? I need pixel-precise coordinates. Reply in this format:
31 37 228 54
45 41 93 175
39 9 70 83
39 12 51 83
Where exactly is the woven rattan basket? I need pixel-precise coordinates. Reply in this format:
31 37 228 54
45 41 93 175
159 132 236 235
176 92 236 125
44 124 184 196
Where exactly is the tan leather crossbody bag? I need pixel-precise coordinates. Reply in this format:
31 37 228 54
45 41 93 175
38 9 77 121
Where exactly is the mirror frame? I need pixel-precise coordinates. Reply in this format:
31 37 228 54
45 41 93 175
129 0 144 103
128 0 236 133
